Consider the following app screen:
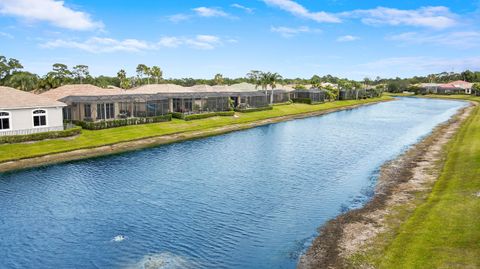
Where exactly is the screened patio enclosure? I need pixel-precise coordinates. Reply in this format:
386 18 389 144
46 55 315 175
166 93 230 113
60 93 169 122
266 90 291 103
290 89 326 103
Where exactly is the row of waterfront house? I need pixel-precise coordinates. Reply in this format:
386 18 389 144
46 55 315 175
0 83 382 136
415 81 474 95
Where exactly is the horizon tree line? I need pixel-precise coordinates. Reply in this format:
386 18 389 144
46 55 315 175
1 54 480 93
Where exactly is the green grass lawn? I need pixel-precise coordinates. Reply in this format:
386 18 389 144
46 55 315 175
0 96 391 163
378 94 480 268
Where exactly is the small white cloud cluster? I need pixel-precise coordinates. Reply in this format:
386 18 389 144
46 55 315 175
263 0 340 23
336 35 359 42
41 35 231 53
270 26 319 37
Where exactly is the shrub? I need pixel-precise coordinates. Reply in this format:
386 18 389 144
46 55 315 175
75 115 172 130
0 126 82 144
292 98 312 104
171 112 185 119
235 106 273 113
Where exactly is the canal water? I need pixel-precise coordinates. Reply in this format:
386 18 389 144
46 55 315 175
0 98 467 269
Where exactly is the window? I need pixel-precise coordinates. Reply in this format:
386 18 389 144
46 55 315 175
33 109 47 127
84 104 91 118
0 111 10 130
63 107 72 121
96 103 115 120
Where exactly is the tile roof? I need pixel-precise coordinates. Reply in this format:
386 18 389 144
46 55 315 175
0 86 66 109
40 84 126 101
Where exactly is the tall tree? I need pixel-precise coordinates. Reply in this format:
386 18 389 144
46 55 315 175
136 64 147 84
0 56 23 82
48 63 71 87
266 72 283 104
117 69 130 89
247 70 261 88
73 65 89 84
7 71 38 91
150 66 162 84
214 73 224 85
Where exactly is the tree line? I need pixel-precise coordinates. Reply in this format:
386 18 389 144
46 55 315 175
1 55 479 93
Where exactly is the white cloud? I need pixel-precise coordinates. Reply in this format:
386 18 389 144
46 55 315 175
158 37 183 48
388 31 480 48
336 35 359 42
270 26 319 37
167 13 191 23
41 35 228 52
0 32 13 39
343 6 458 29
0 0 103 31
184 35 222 50
263 0 341 23
193 7 229 18
231 3 254 14
40 37 153 53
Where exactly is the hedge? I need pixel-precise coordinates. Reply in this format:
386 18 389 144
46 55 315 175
74 115 172 130
235 106 273 113
173 111 235 121
292 98 312 104
0 126 82 144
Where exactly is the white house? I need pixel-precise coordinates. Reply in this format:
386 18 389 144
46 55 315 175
0 86 66 136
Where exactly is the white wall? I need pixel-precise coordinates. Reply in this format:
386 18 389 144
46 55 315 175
0 106 64 136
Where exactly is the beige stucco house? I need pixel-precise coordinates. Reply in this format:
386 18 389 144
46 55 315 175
0 86 66 136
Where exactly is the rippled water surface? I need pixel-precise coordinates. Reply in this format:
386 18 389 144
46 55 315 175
0 98 467 269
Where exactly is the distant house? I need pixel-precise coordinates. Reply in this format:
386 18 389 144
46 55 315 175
418 81 473 95
438 81 473 95
0 86 66 136
416 83 442 94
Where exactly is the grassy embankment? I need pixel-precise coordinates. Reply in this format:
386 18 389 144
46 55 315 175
0 96 390 163
357 94 480 268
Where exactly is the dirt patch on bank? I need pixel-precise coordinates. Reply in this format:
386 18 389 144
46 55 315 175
0 100 391 173
297 102 475 269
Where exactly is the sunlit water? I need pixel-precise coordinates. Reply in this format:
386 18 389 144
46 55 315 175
0 98 467 269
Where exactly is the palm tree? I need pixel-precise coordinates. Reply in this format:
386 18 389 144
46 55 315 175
260 72 270 103
117 69 130 89
267 72 282 105
150 66 163 84
7 71 38 91
214 73 224 85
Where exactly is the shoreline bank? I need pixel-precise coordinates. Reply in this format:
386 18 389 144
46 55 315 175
0 99 391 173
297 100 475 269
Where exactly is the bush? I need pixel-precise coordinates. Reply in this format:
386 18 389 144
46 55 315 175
75 115 172 130
0 126 82 144
183 111 235 121
171 112 185 119
235 106 273 113
292 98 312 104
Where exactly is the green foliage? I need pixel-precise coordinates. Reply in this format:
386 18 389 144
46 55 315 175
0 127 82 144
75 115 172 130
292 98 312 104
473 83 480 96
172 111 235 121
6 71 39 91
234 106 273 113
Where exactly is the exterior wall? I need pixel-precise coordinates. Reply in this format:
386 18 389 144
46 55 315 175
0 106 64 136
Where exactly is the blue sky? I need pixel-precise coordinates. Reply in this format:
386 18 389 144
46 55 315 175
0 0 479 80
